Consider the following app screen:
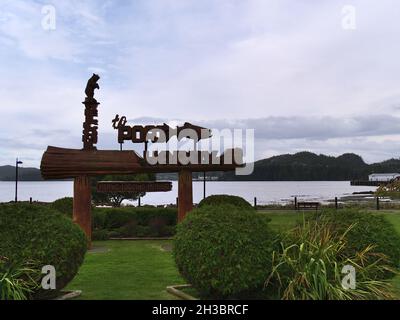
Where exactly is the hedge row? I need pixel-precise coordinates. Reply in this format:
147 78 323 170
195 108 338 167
50 195 253 240
92 207 177 239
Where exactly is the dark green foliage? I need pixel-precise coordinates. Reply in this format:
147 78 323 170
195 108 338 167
92 207 177 238
95 207 177 228
92 229 109 241
310 209 400 276
0 203 88 299
198 194 253 210
116 221 138 237
173 205 277 299
148 216 168 236
92 209 107 230
50 197 73 217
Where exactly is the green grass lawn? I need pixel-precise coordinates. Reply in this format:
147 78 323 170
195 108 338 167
260 209 400 233
66 209 400 300
258 210 311 231
66 240 185 300
373 210 400 295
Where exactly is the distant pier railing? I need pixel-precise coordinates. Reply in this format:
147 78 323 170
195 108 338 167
350 180 388 186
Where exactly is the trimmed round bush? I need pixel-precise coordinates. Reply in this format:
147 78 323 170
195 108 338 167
311 209 400 277
173 205 277 298
92 229 109 241
50 197 73 217
0 203 87 299
198 194 253 209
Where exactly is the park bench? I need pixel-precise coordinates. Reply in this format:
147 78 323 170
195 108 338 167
296 201 320 211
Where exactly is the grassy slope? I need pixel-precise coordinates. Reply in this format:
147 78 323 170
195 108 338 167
67 210 400 300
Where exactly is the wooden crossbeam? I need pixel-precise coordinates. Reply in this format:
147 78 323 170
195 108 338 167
40 146 242 179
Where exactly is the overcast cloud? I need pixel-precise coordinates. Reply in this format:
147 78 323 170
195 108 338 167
1 0 400 166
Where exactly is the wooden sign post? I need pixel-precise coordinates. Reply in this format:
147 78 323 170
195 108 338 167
73 175 92 242
178 170 193 222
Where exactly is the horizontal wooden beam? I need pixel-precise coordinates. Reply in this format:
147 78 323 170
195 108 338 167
41 146 243 179
97 181 172 193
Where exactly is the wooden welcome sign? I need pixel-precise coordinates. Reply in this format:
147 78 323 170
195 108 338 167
112 115 212 144
40 75 243 244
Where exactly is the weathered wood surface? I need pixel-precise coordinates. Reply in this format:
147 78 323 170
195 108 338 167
97 181 172 193
41 146 242 179
178 169 193 222
73 175 92 247
41 146 143 179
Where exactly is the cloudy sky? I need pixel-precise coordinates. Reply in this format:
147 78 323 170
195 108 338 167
1 0 400 167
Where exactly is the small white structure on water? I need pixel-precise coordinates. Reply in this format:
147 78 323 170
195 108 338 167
368 173 400 182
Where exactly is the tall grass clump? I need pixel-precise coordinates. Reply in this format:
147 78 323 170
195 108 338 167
0 257 41 300
311 209 400 276
265 220 397 300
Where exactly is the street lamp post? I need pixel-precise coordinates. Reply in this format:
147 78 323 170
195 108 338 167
15 158 23 202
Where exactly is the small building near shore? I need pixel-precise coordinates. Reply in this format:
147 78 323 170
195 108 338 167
368 173 400 182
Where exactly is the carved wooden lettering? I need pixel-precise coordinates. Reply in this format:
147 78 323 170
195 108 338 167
97 181 172 193
82 74 100 150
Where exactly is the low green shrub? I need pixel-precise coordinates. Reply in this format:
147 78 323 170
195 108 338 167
136 226 151 237
0 203 87 299
108 230 122 238
116 221 138 237
92 229 109 241
198 194 253 210
91 207 177 238
92 209 107 230
173 205 277 299
266 220 397 300
310 209 400 276
163 225 176 237
94 207 177 230
50 197 73 217
149 216 168 235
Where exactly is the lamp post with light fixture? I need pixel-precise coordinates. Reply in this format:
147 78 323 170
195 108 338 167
15 158 23 202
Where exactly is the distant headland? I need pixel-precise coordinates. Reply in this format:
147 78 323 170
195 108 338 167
2 151 400 181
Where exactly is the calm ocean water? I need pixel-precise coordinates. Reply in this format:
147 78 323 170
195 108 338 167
0 181 377 205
